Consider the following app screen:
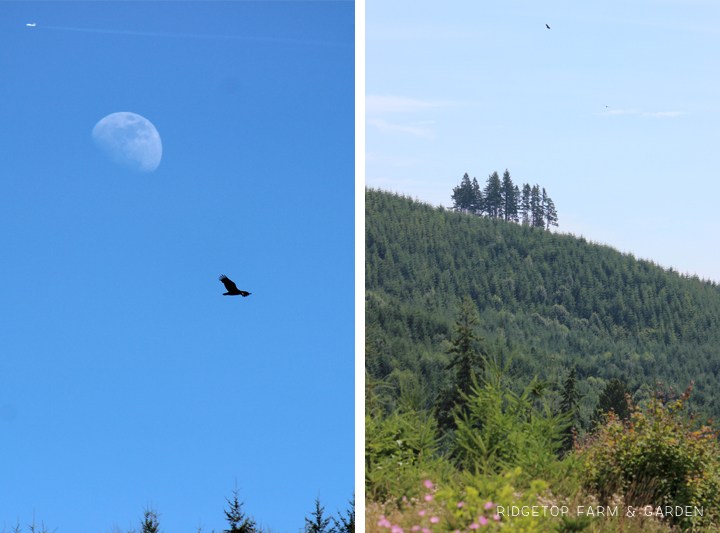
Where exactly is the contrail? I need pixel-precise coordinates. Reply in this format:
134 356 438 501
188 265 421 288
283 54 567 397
36 25 350 47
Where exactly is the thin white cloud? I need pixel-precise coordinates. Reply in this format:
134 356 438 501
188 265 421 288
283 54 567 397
599 109 638 116
367 118 435 139
366 94 446 113
642 111 685 117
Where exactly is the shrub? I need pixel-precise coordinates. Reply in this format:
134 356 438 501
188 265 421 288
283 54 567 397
436 468 554 532
365 406 451 502
451 356 569 479
577 383 720 529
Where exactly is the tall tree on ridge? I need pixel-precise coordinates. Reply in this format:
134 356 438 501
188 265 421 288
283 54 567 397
530 184 544 227
501 169 519 222
544 190 559 230
471 176 483 215
521 183 532 225
451 173 474 213
484 171 503 218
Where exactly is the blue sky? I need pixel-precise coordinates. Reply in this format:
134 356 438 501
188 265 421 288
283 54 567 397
0 2 353 532
366 1 720 282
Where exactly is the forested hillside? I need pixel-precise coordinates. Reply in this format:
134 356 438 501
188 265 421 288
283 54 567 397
365 187 720 425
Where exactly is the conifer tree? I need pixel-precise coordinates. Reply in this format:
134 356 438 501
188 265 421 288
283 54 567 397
559 367 584 453
304 496 334 533
334 496 355 533
451 173 474 213
592 378 631 426
544 199 558 229
542 188 559 230
521 183 531 224
501 170 519 221
483 172 503 218
137 505 162 533
471 177 483 215
223 485 258 533
530 184 544 227
437 296 485 430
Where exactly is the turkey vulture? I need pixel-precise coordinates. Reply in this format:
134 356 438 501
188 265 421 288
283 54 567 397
546 24 550 29
219 275 251 297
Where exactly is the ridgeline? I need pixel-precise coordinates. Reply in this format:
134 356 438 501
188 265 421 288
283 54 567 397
365 187 720 425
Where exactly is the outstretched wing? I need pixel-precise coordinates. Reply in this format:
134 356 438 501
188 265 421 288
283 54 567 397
219 274 239 293
219 275 251 296
546 24 550 29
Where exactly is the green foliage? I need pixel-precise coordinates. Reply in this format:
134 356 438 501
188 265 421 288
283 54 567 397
135 505 162 533
333 495 355 533
436 468 554 532
365 402 446 501
436 296 485 430
304 497 333 533
365 187 720 426
578 384 720 529
223 484 258 533
452 353 570 479
560 367 584 454
592 378 631 426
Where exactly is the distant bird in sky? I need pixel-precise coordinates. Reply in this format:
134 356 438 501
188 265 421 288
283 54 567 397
604 105 611 108
26 23 36 27
219 275 251 297
546 24 550 29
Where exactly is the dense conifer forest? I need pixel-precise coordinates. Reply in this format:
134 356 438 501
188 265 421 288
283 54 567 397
366 186 720 426
365 187 720 532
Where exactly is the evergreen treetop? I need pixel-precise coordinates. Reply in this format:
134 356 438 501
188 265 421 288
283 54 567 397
223 485 258 533
304 496 334 533
450 171 558 228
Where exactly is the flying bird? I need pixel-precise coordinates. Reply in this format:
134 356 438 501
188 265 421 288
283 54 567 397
546 24 550 29
219 275 251 297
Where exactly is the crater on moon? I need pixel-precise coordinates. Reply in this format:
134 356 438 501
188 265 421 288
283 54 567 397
92 112 162 172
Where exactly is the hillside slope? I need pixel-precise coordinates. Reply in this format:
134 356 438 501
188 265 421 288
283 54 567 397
365 188 720 423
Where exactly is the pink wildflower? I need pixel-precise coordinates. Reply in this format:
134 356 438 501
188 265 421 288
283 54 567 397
429 517 439 524
391 526 404 533
469 523 479 530
402 496 408 502
418 510 427 517
377 518 391 528
484 502 494 510
422 529 431 533
423 479 433 489
424 494 434 502
411 526 420 532
478 516 488 526
457 501 465 508
492 514 501 521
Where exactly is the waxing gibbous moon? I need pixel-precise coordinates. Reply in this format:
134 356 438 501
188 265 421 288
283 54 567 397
92 112 162 172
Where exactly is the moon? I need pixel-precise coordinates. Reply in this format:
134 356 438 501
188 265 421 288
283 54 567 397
92 112 162 172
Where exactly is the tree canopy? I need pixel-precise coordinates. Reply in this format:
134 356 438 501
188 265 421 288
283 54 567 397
451 170 558 229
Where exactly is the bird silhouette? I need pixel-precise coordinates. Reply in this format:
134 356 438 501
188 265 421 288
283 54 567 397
219 275 251 297
546 24 550 29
